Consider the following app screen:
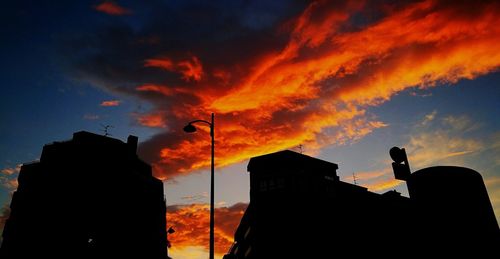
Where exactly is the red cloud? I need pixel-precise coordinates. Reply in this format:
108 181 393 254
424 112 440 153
100 100 121 107
134 112 167 128
167 203 247 255
94 1 131 16
137 0 500 180
75 0 500 180
145 55 204 82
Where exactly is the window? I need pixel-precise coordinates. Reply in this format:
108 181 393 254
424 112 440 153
259 180 267 192
324 175 335 181
245 246 252 258
244 227 251 239
277 178 285 189
269 179 275 190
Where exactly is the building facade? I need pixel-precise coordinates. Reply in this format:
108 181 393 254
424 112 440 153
0 131 168 259
224 150 499 258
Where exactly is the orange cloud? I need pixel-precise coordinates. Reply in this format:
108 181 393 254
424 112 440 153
406 115 483 170
132 0 500 179
352 170 389 182
136 84 193 97
211 0 500 112
94 1 131 16
144 58 174 71
135 112 167 128
1 165 21 190
366 178 402 192
145 55 203 82
345 169 403 192
167 203 247 256
168 246 226 259
100 100 121 107
1 166 19 176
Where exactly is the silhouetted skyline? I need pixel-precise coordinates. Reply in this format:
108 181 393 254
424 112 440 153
224 150 499 258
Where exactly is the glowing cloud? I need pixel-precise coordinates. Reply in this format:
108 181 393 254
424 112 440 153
94 1 131 16
134 112 167 128
149 0 499 179
1 165 21 190
100 100 121 107
167 203 247 256
407 114 483 169
145 56 203 82
74 0 500 179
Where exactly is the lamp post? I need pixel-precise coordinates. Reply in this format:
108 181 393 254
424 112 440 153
183 113 215 259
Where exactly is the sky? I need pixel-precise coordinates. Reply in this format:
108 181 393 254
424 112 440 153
0 0 499 258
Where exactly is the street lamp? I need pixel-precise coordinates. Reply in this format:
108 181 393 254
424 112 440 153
183 113 215 259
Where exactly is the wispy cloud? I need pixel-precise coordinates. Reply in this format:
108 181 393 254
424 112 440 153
133 112 166 128
366 177 402 192
180 192 208 202
1 166 20 176
145 56 203 82
348 169 402 192
94 1 131 16
407 113 484 169
83 114 100 120
1 165 21 190
100 100 121 107
420 110 437 126
357 111 492 193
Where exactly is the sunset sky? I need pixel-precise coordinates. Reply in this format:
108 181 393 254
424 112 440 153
1 0 499 258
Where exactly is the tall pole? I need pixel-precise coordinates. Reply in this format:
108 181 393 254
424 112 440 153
183 114 215 259
209 113 215 259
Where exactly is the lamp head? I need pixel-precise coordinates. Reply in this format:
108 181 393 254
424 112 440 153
389 146 406 163
183 124 197 133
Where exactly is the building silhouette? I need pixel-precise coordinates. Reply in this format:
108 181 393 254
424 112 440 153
0 131 168 259
223 150 499 258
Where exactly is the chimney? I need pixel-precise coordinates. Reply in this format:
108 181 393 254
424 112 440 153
127 135 138 154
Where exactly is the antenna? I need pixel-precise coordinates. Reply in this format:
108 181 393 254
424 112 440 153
100 124 114 137
353 172 358 185
297 144 304 154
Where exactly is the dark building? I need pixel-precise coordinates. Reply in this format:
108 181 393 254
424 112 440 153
0 131 168 259
406 166 500 247
224 150 499 258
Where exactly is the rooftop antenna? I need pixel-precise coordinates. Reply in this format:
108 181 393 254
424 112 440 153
100 124 114 137
352 172 358 185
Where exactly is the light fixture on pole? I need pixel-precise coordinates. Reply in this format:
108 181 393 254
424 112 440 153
183 113 215 259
